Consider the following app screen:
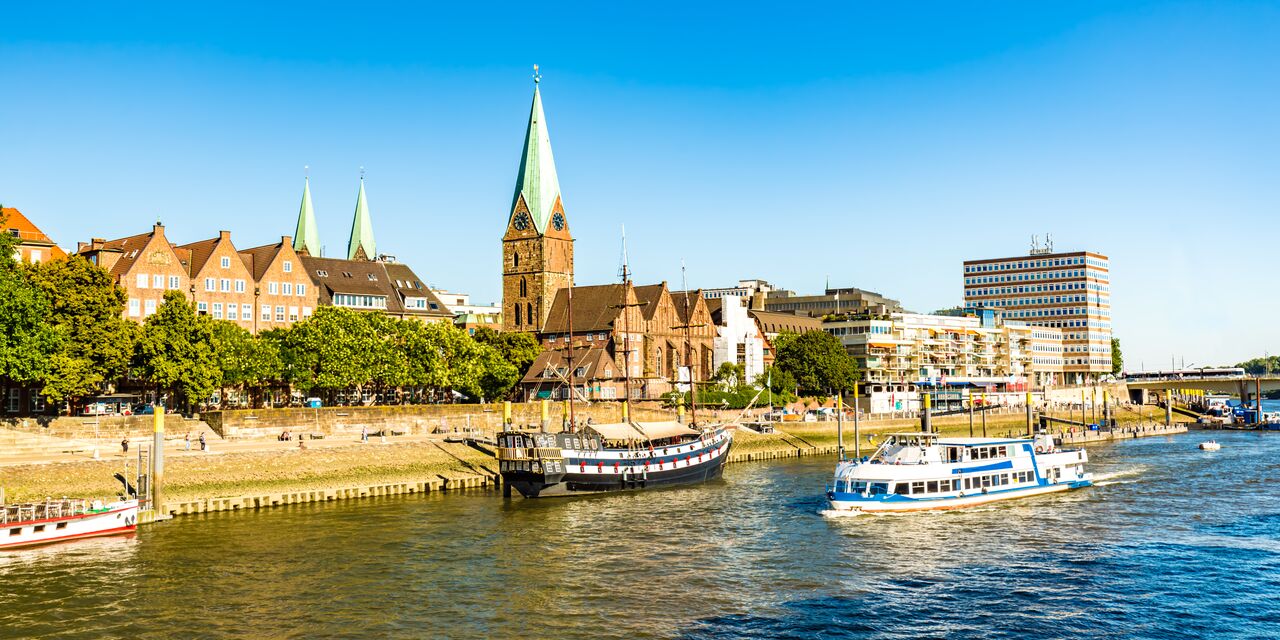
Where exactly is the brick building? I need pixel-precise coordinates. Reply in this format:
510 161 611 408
2 206 67 264
239 236 319 331
78 223 191 320
501 77 573 332
178 231 257 329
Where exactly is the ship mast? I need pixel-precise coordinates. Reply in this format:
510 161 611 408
610 226 647 424
677 261 698 427
565 266 576 432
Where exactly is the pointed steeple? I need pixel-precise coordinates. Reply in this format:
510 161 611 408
511 70 563 234
348 174 375 261
293 177 320 256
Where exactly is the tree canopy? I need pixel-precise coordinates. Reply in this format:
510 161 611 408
774 329 859 395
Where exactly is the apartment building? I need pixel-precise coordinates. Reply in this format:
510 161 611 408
179 231 257 329
239 236 319 331
77 223 191 321
2 207 67 264
962 249 1111 377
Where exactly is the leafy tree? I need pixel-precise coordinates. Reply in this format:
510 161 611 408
1238 355 1280 376
710 362 746 389
1110 338 1124 376
133 290 220 409
423 322 511 400
278 307 384 401
756 365 798 405
0 227 60 389
210 320 282 407
774 330 859 395
28 256 137 407
473 327 542 375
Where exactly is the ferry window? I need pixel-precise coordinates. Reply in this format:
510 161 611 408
911 481 925 494
893 484 910 495
927 481 939 493
56 522 67 530
981 476 993 488
9 528 19 536
853 482 867 493
870 483 889 495
33 525 45 532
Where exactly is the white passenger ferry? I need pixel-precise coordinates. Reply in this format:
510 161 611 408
826 432 1091 513
1 498 139 550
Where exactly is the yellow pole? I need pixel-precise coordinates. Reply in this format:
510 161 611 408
1026 390 1033 436
503 401 512 427
677 403 686 424
152 403 164 514
622 400 630 423
540 399 549 432
562 399 570 430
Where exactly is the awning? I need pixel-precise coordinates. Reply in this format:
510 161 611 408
587 421 700 442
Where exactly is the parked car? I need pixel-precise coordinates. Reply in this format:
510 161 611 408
305 397 323 408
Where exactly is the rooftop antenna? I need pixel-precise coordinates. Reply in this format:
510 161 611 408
1045 233 1054 253
532 64 541 84
1030 234 1038 253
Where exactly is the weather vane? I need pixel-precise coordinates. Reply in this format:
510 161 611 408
533 64 541 84
360 166 365 179
304 164 309 179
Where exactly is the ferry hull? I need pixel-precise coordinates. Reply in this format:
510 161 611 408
506 446 730 498
828 480 1091 514
0 501 139 550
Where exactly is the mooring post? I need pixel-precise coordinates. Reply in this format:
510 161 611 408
1026 391 1034 437
836 392 844 461
151 403 164 514
852 381 861 460
1165 390 1173 426
540 399 550 433
920 391 932 433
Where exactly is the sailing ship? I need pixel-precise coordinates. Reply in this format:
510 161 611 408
498 236 733 498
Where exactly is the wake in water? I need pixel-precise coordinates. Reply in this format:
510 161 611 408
1093 465 1147 486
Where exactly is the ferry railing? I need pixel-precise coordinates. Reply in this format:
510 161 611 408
1 498 90 525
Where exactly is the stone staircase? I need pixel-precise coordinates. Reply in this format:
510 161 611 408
0 427 99 461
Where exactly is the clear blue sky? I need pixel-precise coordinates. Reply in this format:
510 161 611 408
3 1 1277 369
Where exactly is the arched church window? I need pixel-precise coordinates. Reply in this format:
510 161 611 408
513 252 520 268
515 305 522 326
526 303 534 326
520 277 527 297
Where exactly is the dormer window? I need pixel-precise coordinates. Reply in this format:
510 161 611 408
367 273 377 281
342 271 352 278
316 270 328 277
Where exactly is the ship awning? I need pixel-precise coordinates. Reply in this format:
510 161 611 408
587 421 700 442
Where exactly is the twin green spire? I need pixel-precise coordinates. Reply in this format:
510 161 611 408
290 174 376 260
293 178 321 256
348 177 375 261
511 82 563 234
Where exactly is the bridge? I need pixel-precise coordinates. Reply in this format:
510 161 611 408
1125 375 1279 402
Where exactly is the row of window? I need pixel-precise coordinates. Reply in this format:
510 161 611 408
965 256 1106 273
136 274 182 290
126 298 158 317
194 302 311 322
965 268 1110 285
334 294 387 309
965 281 1111 297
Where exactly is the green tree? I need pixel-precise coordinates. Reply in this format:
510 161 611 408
755 365 798 405
774 330 859 395
1110 338 1124 376
27 256 137 408
423 322 510 400
278 307 384 401
471 328 542 400
1238 355 1280 376
133 290 220 409
210 320 282 407
0 224 60 391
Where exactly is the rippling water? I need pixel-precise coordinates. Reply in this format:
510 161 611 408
3 431 1278 639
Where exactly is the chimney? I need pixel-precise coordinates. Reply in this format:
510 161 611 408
152 222 164 236
219 230 231 241
282 235 292 246
77 241 90 253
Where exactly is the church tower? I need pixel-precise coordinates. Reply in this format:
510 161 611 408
503 68 573 332
348 175 376 261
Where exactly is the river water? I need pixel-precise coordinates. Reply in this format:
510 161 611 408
3 431 1278 639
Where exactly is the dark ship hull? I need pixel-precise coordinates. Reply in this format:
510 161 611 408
498 425 732 499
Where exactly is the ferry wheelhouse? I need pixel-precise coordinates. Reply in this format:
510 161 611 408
827 432 1091 513
1 498 139 550
498 421 732 498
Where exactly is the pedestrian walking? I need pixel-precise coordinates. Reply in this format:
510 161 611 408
121 437 129 453
361 426 368 443
199 432 207 451
184 432 191 451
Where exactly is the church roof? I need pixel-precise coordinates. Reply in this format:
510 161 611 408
510 84 562 234
348 178 375 260
541 283 627 334
294 178 320 256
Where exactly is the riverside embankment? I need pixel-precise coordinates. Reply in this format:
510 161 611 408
0 403 1190 516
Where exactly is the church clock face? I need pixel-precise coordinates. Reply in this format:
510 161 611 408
513 212 531 231
552 212 565 231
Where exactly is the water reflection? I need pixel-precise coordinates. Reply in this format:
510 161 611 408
2 432 1278 639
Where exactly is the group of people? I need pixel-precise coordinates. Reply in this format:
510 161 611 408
121 431 206 454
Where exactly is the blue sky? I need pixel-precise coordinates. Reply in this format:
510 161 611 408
3 1 1278 369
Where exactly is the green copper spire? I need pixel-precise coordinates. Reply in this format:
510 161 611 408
511 72 562 234
348 175 376 261
293 176 320 256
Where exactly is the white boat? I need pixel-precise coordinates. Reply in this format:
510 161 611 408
826 432 1091 513
1 498 139 550
1198 441 1221 451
